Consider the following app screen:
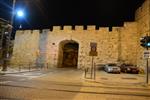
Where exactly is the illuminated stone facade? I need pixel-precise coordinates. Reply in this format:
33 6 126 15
10 0 150 69
136 0 150 69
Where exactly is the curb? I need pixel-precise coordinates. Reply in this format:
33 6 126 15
84 78 150 88
0 69 40 75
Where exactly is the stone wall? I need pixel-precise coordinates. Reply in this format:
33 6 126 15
11 24 137 69
10 30 40 67
10 0 150 69
135 0 150 69
46 26 120 68
120 22 138 64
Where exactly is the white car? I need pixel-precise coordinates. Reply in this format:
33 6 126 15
104 63 121 74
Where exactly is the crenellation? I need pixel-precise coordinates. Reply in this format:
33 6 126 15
53 26 61 31
112 27 121 32
48 25 123 33
87 25 96 31
33 30 40 33
42 29 49 33
75 25 84 30
98 27 109 32
63 26 72 30
15 30 24 34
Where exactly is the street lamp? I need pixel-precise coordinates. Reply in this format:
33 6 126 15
11 0 16 25
2 0 25 71
17 10 24 17
2 0 17 71
16 9 25 29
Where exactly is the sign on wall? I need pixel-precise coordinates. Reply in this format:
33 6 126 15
143 50 150 59
89 42 98 56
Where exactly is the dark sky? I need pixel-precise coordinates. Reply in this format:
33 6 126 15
0 0 145 29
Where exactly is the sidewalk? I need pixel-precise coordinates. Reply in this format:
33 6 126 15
0 67 40 74
1 67 150 88
34 68 150 89
84 70 150 88
1 68 150 100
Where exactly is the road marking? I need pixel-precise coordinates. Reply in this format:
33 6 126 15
4 74 21 77
122 77 137 80
20 79 26 81
0 81 12 84
3 72 47 80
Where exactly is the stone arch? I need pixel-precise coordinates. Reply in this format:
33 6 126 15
58 40 79 68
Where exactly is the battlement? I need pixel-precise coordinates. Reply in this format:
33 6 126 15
16 22 137 34
52 25 113 32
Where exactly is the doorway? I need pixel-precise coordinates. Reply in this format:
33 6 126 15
58 40 79 68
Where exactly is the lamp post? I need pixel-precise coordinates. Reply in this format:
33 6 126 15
16 10 24 29
146 0 150 85
1 0 16 71
11 0 16 25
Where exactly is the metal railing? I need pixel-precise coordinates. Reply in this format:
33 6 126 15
9 62 49 72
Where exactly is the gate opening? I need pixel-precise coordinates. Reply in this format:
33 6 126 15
58 40 79 68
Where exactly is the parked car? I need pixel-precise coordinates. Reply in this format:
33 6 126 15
120 64 139 74
104 63 121 73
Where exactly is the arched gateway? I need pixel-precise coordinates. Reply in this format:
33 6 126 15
58 40 79 68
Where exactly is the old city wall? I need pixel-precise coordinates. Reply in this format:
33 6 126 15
10 30 40 67
135 0 150 69
47 26 120 68
119 22 138 65
11 23 137 69
11 0 150 69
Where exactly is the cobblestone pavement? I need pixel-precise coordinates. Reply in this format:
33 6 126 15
0 68 150 100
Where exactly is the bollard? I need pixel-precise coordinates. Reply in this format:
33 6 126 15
19 65 21 72
84 68 87 78
29 63 31 71
84 68 89 78
47 63 48 69
93 63 96 80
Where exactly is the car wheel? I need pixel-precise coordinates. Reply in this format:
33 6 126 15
124 70 127 73
136 71 139 74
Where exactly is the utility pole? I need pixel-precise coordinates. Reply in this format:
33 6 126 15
146 46 149 85
147 0 150 85
145 0 150 85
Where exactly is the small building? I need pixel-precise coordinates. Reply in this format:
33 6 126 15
0 18 9 64
0 18 13 69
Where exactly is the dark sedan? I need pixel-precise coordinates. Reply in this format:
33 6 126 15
120 64 139 74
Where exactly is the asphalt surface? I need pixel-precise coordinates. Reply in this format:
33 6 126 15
0 68 150 100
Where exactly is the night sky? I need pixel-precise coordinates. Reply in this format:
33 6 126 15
0 0 145 29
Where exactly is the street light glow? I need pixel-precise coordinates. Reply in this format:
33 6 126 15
147 42 150 46
17 10 24 17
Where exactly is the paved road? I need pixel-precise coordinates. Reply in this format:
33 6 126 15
0 69 150 100
0 70 49 83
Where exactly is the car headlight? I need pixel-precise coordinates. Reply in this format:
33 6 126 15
127 68 130 70
108 68 112 71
